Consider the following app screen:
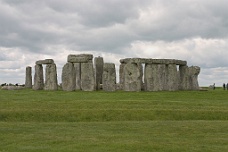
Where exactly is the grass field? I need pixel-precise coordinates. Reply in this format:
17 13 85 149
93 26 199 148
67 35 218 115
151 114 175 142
0 88 227 151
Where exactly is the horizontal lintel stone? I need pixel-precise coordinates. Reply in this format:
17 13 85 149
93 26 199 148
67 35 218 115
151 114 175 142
67 54 93 63
120 58 187 65
36 59 54 65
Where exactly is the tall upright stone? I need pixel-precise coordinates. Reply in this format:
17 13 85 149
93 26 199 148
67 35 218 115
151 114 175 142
33 64 44 90
25 66 32 88
123 62 142 91
102 63 116 91
44 64 58 90
62 63 76 91
144 64 166 91
74 63 81 90
179 65 190 90
81 62 95 91
166 64 179 91
119 63 126 90
189 66 200 90
94 57 104 90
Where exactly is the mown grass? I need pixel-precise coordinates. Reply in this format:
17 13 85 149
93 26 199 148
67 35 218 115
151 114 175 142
0 88 228 151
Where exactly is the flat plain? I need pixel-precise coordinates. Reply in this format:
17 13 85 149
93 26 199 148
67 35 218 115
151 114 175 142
0 88 227 152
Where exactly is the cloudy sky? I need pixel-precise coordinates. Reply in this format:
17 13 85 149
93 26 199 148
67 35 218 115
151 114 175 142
0 0 228 87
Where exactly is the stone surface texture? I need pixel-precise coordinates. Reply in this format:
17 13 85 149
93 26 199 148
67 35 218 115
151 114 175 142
94 57 104 90
179 65 190 90
36 59 54 65
74 63 81 90
119 63 126 86
144 64 167 91
44 64 58 90
166 64 179 91
189 66 200 90
25 66 32 88
62 63 76 91
123 62 142 91
102 63 116 91
67 54 93 63
33 64 44 90
81 62 95 91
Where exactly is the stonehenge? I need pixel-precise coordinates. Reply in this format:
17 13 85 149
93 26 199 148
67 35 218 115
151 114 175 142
25 54 200 92
33 59 58 91
119 58 200 91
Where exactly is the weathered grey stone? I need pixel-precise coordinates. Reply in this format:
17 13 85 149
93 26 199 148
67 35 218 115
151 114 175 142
94 57 104 90
119 63 126 88
25 66 32 88
179 65 190 90
36 59 54 65
102 63 116 91
166 64 179 91
62 63 76 91
120 58 187 66
120 58 131 64
123 62 142 91
74 63 81 90
44 64 58 90
33 64 44 90
144 64 166 91
81 62 95 91
120 58 146 64
189 66 200 90
67 54 93 63
145 59 187 65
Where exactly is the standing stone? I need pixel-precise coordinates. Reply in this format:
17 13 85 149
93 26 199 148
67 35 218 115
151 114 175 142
119 63 126 90
123 62 141 91
74 63 81 90
25 66 32 88
144 64 166 91
62 63 76 91
189 66 200 90
81 62 95 91
44 64 58 90
33 64 44 90
102 63 116 91
94 57 104 90
179 65 190 90
166 64 179 91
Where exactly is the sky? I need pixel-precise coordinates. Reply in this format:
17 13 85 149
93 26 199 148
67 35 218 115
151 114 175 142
0 0 228 87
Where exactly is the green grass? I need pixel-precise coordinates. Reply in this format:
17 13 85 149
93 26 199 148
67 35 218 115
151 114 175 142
0 88 228 151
